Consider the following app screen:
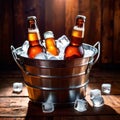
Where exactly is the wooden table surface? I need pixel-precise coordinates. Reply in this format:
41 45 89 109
0 67 120 120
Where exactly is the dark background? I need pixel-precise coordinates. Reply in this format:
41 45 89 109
0 0 120 70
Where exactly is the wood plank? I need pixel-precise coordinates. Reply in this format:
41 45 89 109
87 0 101 45
0 69 120 118
13 0 45 45
78 0 91 44
0 97 28 117
113 0 120 63
44 0 65 38
65 0 101 60
89 68 120 83
13 0 26 47
1 0 120 67
0 70 28 96
0 0 14 66
65 0 79 39
54 116 120 120
0 118 24 120
0 95 120 117
101 0 114 63
23 115 120 120
78 0 101 45
23 0 45 40
17 95 120 115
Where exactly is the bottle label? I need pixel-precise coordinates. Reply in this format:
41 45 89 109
28 29 41 40
72 28 84 38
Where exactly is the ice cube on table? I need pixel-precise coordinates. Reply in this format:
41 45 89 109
13 82 23 93
101 83 111 94
90 89 101 100
74 99 88 112
42 102 54 113
91 96 104 107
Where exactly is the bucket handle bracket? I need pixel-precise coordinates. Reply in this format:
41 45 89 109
11 45 25 72
93 41 100 65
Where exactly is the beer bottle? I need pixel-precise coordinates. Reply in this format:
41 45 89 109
44 31 59 56
27 16 43 58
64 15 86 60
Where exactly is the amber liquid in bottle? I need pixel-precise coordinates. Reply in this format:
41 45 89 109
64 15 86 60
27 16 43 58
44 31 59 56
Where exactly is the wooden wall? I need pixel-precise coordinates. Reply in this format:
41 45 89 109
0 0 120 69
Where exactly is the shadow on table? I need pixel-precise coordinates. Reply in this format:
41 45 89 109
25 100 119 120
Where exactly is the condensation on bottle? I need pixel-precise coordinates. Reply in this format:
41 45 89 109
64 15 86 60
44 31 59 56
27 16 43 58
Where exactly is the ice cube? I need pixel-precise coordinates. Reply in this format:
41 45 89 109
74 99 88 112
84 49 94 57
42 40 46 48
42 102 54 113
13 82 23 93
91 96 104 107
90 89 101 100
16 40 29 57
47 56 59 60
56 35 70 53
57 52 64 60
101 83 111 94
20 52 28 58
57 35 70 47
22 40 29 53
35 52 47 60
46 52 63 60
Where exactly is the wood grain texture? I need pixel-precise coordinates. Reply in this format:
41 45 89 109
0 0 120 68
65 0 79 39
101 0 114 63
113 0 120 63
0 68 120 119
44 0 65 39
0 0 13 66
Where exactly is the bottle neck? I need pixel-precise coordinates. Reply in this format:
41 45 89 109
28 29 40 40
70 27 84 46
29 40 40 46
70 15 85 46
45 38 56 48
27 18 41 42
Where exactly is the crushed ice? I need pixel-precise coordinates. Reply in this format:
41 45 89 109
17 35 94 60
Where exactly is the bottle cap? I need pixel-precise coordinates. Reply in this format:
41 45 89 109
44 31 54 39
27 16 36 20
76 15 86 21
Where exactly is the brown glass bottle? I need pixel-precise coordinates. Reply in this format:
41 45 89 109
44 31 59 56
27 16 43 58
64 15 86 60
